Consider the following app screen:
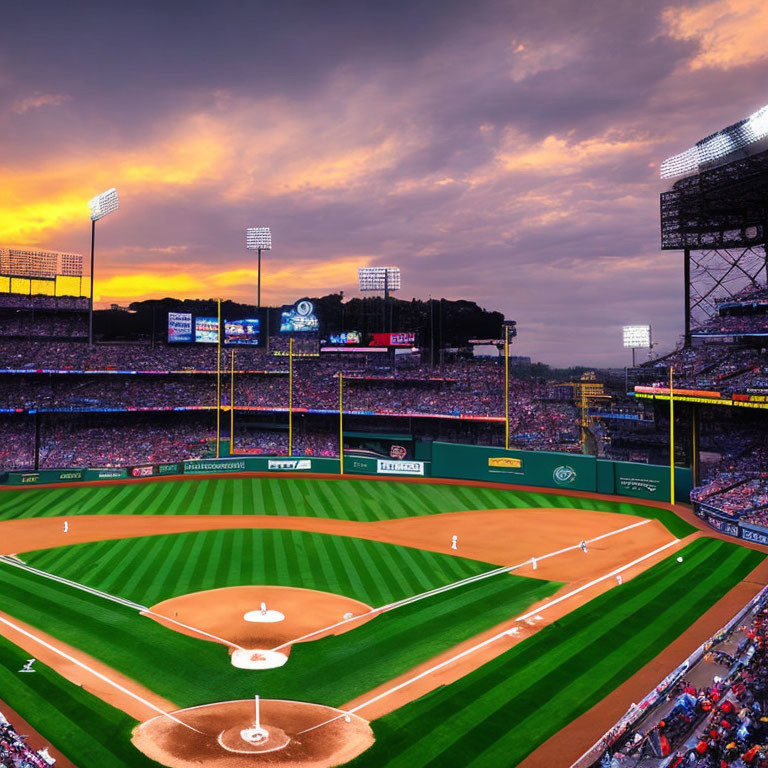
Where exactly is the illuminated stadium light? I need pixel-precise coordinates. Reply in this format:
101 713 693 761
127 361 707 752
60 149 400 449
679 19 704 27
88 188 119 345
246 227 272 251
60 253 83 277
358 267 401 293
661 104 768 180
246 226 272 309
88 188 119 221
623 325 651 348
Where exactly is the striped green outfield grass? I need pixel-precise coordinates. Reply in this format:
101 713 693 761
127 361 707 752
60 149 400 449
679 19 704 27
0 632 160 768
0 475 695 537
21 528 517 605
347 537 765 768
0 529 559 708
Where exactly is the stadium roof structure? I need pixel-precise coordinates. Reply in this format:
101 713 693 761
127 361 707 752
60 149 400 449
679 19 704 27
660 106 768 341
661 105 768 251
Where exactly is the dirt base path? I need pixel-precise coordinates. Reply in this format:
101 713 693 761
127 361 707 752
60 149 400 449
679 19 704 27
132 699 374 768
0 697 76 768
0 507 671 574
0 608 176 722
517 555 768 768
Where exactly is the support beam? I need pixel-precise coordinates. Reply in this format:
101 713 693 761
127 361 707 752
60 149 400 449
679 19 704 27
683 248 691 347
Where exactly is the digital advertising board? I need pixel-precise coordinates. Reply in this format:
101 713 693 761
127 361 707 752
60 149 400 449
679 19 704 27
370 332 415 347
195 317 219 344
167 312 193 343
328 331 361 345
225 318 260 345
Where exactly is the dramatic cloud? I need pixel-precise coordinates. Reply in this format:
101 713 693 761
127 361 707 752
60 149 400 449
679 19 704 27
663 0 768 70
1 0 767 365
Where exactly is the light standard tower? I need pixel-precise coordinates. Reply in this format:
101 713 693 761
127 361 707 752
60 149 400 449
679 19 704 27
358 266 401 332
622 325 651 367
246 227 272 309
87 188 119 346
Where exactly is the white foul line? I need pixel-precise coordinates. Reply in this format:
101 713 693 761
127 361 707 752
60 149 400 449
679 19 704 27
0 556 244 651
296 537 680 735
271 519 652 653
140 610 245 651
0 613 203 734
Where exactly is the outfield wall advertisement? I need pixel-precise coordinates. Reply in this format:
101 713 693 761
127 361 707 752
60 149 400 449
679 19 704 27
0 443 690 505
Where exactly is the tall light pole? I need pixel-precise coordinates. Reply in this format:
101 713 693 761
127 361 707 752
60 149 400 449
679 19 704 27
87 188 119 346
502 320 517 450
246 227 272 309
669 366 675 506
358 267 401 332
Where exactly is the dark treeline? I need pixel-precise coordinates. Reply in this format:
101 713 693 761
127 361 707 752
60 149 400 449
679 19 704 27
95 294 507 348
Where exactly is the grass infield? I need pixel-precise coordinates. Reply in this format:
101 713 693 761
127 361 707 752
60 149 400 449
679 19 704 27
0 475 695 537
0 529 560 708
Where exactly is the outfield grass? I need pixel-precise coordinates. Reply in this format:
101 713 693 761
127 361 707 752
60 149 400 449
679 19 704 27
0 632 159 767
0 475 695 537
347 537 765 767
0 529 558 708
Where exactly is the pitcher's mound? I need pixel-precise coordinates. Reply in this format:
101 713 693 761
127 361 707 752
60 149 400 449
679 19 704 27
132 698 374 768
147 585 374 649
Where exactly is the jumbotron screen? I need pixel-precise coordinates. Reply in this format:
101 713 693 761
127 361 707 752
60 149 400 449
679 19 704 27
370 332 415 347
225 318 260 345
195 317 219 344
280 300 319 333
328 331 361 345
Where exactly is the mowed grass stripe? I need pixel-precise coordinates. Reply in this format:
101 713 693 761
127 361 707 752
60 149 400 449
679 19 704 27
22 529 499 608
0 476 695 539
0 633 157 768
349 538 763 768
142 533 195 606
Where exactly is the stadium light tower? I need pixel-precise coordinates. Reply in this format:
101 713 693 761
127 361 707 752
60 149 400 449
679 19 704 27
622 325 651 367
359 266 401 332
87 188 119 346
246 227 272 309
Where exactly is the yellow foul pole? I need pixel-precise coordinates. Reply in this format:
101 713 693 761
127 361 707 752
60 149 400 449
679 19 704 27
288 337 294 456
504 325 509 450
339 371 344 475
230 348 235 455
669 366 675 505
216 298 221 458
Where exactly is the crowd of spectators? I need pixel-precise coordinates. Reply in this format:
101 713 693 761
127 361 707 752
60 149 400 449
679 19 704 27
0 416 343 469
600 604 768 767
0 712 53 767
0 352 579 423
693 314 768 337
0 295 87 311
645 345 768 396
0 312 87 339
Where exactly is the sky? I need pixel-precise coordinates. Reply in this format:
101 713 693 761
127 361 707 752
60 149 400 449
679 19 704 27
1 0 767 366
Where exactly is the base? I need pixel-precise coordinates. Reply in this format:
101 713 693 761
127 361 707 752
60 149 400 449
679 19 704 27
231 648 288 670
240 726 269 744
244 609 285 623
218 723 291 754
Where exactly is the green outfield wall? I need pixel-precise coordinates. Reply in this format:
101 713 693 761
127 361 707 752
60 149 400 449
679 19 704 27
0 443 691 502
429 442 692 502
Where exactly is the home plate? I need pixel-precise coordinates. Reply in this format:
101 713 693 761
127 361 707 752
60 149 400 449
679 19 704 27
244 609 285 623
231 649 288 670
